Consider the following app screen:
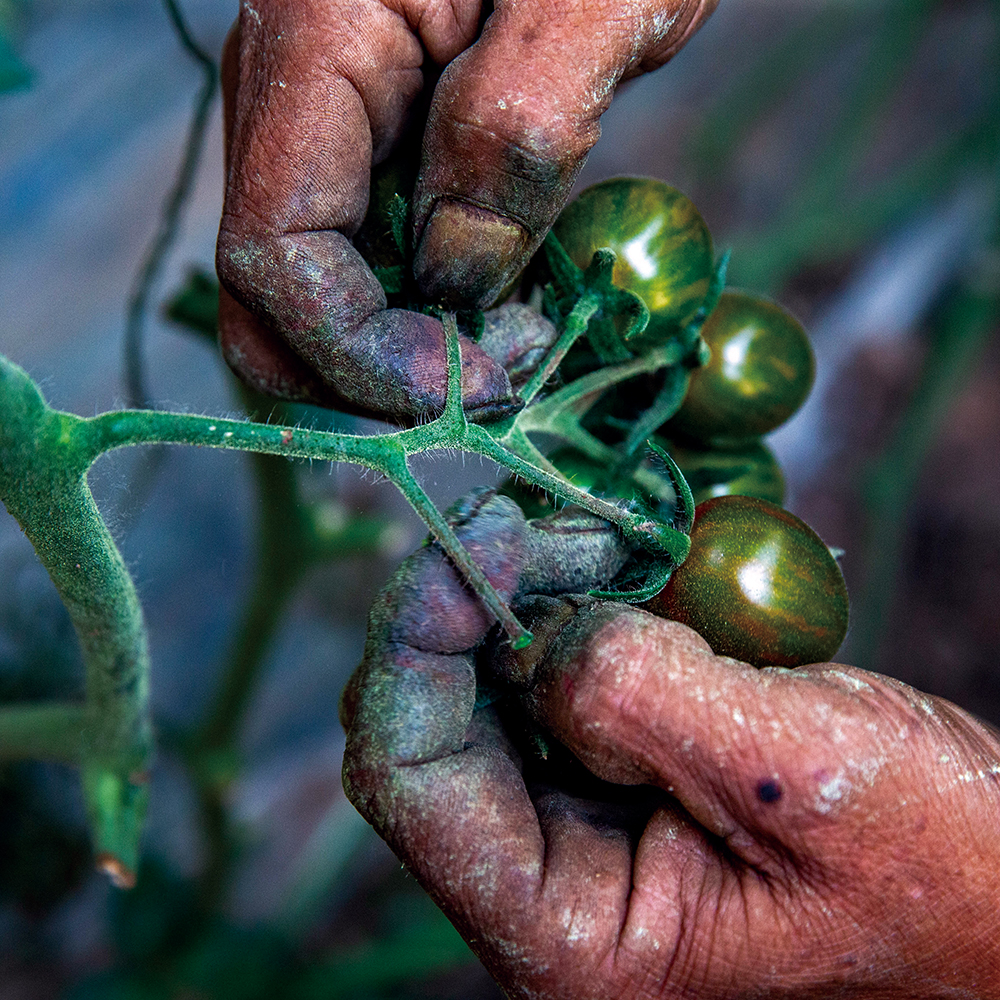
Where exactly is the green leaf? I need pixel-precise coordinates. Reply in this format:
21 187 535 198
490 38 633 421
163 270 220 338
372 264 404 296
388 193 409 257
647 439 695 534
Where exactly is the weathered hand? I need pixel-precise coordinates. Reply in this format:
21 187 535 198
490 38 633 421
342 491 1000 999
215 0 718 421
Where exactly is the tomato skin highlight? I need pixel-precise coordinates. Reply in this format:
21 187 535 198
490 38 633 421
553 177 714 343
667 291 815 444
644 496 849 668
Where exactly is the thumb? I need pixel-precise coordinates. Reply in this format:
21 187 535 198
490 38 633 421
496 600 1000 877
412 0 719 308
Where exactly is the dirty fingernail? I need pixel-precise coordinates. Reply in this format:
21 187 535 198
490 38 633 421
414 199 529 309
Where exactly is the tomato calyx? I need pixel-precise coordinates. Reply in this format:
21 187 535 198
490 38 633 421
541 232 650 365
584 441 695 603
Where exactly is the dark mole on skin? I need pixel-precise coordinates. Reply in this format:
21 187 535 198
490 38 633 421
757 780 783 804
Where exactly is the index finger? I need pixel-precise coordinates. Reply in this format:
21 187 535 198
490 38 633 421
341 495 640 991
216 0 515 421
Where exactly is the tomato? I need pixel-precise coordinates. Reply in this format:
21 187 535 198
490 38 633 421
644 496 848 667
654 435 785 507
553 178 714 343
665 291 814 443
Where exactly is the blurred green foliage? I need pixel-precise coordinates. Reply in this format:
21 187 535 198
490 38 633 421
0 0 30 92
694 0 998 292
63 859 477 1000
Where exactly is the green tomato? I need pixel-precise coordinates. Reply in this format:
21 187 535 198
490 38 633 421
653 435 786 507
644 495 848 668
553 178 714 342
667 291 814 443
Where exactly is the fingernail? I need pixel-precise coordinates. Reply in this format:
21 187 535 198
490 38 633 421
414 199 529 308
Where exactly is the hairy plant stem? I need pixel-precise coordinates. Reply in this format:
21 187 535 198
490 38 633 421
0 362 151 885
519 290 601 405
0 293 691 879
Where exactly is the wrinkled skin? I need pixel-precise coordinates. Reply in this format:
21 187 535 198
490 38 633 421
216 0 718 421
342 491 1000 999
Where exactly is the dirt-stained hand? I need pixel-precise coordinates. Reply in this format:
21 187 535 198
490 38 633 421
215 0 718 421
342 490 1000 999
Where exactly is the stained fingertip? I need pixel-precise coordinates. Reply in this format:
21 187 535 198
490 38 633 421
352 644 475 765
457 333 524 423
519 511 633 597
477 304 559 388
327 307 520 422
371 490 529 655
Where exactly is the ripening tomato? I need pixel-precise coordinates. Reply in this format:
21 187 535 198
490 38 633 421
654 435 785 507
644 495 848 667
666 291 814 443
553 178 714 343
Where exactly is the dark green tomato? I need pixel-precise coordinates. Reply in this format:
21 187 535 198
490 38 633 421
501 448 641 520
553 178 714 342
667 291 814 444
652 435 785 507
645 496 848 668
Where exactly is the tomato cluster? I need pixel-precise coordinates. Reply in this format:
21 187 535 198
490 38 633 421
508 177 847 668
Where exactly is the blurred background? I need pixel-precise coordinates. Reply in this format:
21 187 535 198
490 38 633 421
1 0 998 996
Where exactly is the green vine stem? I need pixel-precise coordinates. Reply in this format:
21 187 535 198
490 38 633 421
0 290 693 878
519 290 601 405
123 0 217 408
0 360 151 887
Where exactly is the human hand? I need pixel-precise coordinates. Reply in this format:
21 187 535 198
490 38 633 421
341 491 1000 998
215 0 718 421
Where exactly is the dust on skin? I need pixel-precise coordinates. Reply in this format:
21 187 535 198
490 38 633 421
527 609 940 847
393 754 546 978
